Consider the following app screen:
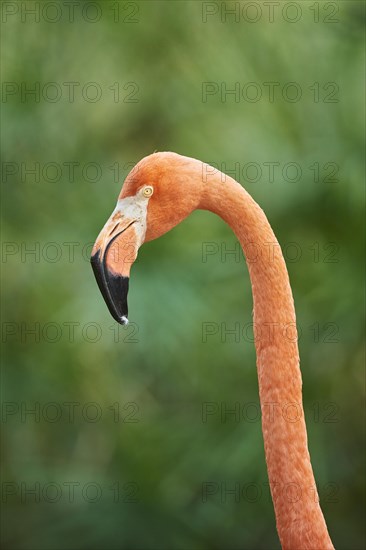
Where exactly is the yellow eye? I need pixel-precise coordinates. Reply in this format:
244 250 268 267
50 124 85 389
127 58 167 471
143 186 153 198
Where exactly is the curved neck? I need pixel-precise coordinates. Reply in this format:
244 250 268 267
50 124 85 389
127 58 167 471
200 170 333 549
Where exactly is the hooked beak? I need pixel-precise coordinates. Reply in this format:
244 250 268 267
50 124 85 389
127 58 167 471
90 211 141 325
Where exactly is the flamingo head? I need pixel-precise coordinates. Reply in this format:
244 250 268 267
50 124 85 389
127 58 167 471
91 152 204 324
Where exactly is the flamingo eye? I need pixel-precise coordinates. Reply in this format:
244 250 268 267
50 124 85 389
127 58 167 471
142 186 154 198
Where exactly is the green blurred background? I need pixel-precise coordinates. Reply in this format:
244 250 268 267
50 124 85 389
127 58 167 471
1 1 365 549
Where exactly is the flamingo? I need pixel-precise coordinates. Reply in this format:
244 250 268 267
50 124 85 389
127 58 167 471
91 152 334 550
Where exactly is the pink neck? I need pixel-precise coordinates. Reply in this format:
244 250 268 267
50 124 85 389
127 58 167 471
200 169 333 549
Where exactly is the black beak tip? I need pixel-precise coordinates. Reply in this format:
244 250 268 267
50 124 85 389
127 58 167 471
90 250 130 325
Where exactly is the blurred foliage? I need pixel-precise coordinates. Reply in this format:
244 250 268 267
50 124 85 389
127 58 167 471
1 1 365 549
